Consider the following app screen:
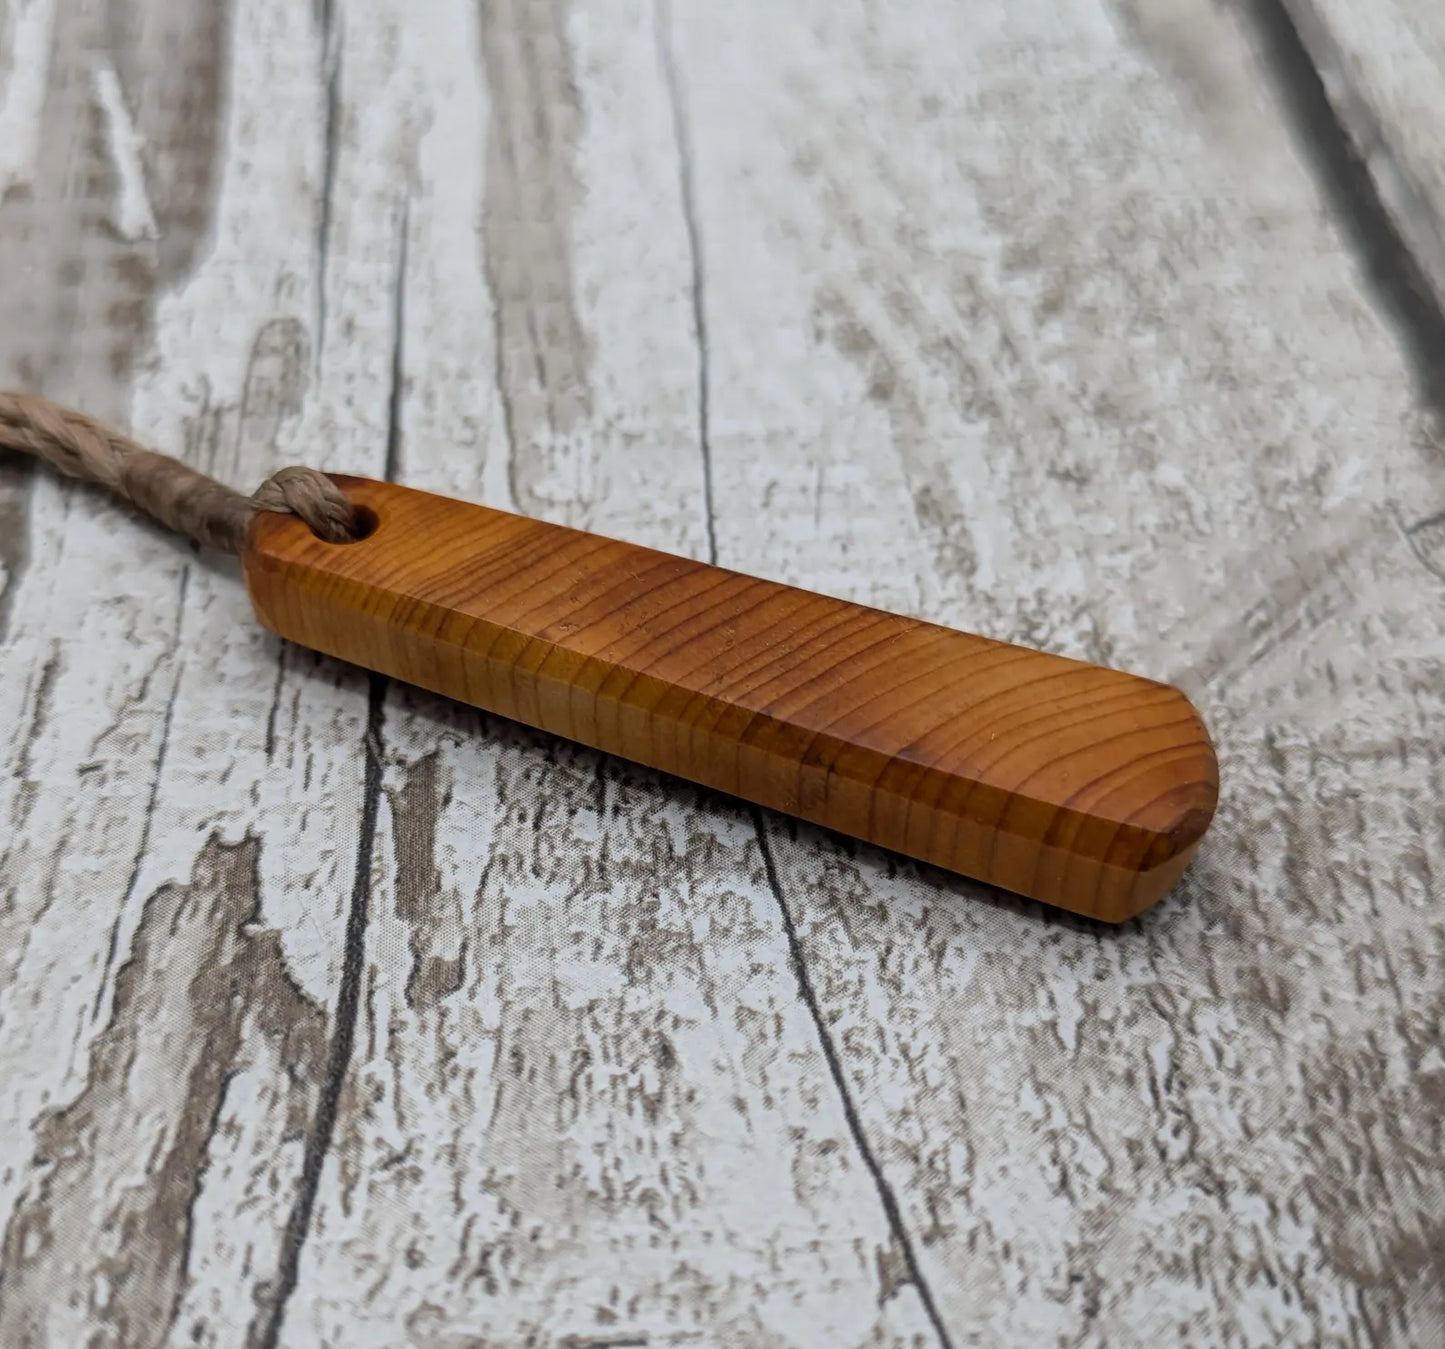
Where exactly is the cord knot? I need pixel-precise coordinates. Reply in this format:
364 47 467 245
250 467 365 544
1 391 368 554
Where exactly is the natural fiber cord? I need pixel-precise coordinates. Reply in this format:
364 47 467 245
0 391 363 553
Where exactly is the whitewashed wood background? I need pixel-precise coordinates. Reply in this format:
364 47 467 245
1 1 1443 1346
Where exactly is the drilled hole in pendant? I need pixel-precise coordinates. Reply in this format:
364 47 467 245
329 503 379 543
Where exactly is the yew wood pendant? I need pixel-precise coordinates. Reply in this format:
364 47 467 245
243 477 1218 922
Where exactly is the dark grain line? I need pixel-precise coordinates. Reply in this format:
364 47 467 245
0 461 30 644
91 562 192 1024
654 0 717 565
166 1064 241 1339
14 645 62 789
384 199 409 484
558 1336 649 1349
488 262 519 499
263 644 288 760
753 808 955 1349
314 0 344 370
257 195 410 1341
255 673 385 1349
1242 0 1445 420
1406 508 1445 536
1399 505 1445 582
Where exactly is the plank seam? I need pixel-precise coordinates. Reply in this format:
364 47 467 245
314 0 343 373
1246 0 1445 420
654 0 718 566
257 200 409 1347
384 200 409 484
255 673 384 1349
1277 0 1445 318
754 809 956 1349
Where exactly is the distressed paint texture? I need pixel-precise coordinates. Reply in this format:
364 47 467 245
670 1 1445 1344
1 1 1444 1347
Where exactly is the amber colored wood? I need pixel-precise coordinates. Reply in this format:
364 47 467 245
241 477 1219 921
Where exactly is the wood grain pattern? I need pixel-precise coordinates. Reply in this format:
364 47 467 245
4 0 1445 1345
245 477 1217 921
0 3 386 1344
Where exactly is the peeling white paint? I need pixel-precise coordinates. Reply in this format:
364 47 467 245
0 0 56 197
2 0 1445 1345
91 61 159 242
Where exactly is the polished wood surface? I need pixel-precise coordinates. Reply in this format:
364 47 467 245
243 477 1217 921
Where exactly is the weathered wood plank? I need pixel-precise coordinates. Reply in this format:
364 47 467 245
671 0 1445 1344
2 0 1444 1346
272 4 936 1345
0 2 382 1344
1278 0 1445 312
0 0 230 1230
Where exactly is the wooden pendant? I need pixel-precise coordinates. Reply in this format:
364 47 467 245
243 477 1218 922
